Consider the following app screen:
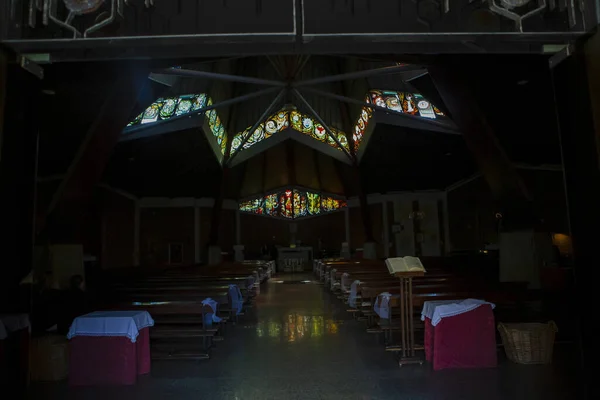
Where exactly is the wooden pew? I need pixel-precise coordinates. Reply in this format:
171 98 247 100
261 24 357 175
98 261 271 360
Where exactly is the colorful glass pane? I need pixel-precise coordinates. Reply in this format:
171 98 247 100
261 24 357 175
293 189 308 218
239 199 264 214
175 99 192 116
290 111 303 132
307 193 321 216
192 94 207 111
141 103 160 123
128 112 143 126
160 98 178 119
280 190 294 219
321 196 342 212
264 194 278 216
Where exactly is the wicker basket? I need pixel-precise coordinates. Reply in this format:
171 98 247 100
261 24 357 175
498 321 558 364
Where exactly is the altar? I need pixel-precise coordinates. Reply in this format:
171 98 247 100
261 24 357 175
278 247 313 272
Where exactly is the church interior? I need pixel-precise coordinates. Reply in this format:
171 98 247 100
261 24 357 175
0 1 598 399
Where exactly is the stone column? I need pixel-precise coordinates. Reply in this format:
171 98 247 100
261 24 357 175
382 201 390 258
194 206 200 264
133 201 140 266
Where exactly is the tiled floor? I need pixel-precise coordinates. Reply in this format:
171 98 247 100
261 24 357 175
29 274 581 399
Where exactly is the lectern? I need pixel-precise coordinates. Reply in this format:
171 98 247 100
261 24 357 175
393 270 425 366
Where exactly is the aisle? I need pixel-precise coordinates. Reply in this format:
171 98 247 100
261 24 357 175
30 274 577 400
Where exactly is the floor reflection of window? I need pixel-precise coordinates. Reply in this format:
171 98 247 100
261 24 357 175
256 314 339 342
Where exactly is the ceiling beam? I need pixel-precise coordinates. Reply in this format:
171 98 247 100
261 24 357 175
291 89 354 162
227 89 286 166
158 67 286 87
293 65 422 87
299 86 460 133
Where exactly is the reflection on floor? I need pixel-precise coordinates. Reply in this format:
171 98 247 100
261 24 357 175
29 273 580 400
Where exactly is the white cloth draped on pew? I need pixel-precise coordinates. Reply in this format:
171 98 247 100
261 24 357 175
373 292 393 319
430 299 496 326
329 269 338 290
341 273 350 292
229 285 244 315
201 298 223 325
67 311 154 343
245 275 256 290
348 280 361 308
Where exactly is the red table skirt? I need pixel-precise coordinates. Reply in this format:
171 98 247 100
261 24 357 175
69 327 150 386
431 305 497 370
424 317 434 362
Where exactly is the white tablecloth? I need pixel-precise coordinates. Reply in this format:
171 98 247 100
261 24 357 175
0 314 30 340
67 311 154 343
424 299 495 326
421 300 463 321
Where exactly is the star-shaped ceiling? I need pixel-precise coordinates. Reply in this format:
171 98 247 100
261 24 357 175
120 56 459 169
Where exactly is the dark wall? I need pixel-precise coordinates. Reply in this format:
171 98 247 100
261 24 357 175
101 191 134 269
140 207 194 266
240 214 288 255
296 211 345 251
448 170 569 250
349 204 384 256
448 177 497 250
219 209 236 253
239 203 386 258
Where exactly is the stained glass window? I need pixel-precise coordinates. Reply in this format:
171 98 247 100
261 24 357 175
205 97 228 154
280 190 294 219
307 192 321 216
264 193 279 217
239 188 346 220
231 110 289 153
126 93 228 155
239 198 264 215
352 90 446 151
321 196 346 212
352 95 374 153
231 108 350 154
128 94 208 127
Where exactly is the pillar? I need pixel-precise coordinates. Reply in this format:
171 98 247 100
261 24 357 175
194 206 201 264
429 63 533 228
393 198 415 256
0 52 40 297
443 192 452 254
552 42 600 400
344 207 351 244
133 201 140 266
235 209 241 245
207 168 229 265
233 209 244 261
382 201 390 258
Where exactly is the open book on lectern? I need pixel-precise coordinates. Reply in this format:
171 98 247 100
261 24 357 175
385 257 426 274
